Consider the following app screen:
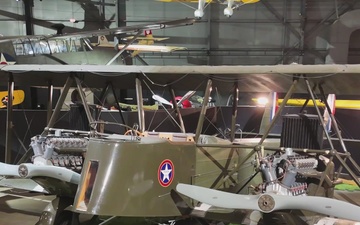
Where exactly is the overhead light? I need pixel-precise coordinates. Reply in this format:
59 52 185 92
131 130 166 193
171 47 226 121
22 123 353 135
256 97 269 106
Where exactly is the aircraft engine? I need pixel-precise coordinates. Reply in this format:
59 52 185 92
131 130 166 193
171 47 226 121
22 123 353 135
259 148 318 196
30 130 89 173
224 7 234 17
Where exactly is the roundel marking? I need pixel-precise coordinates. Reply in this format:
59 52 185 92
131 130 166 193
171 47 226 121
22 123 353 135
1 96 8 105
158 159 174 187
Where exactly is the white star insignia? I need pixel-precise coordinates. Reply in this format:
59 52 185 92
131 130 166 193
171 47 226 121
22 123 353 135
161 163 172 182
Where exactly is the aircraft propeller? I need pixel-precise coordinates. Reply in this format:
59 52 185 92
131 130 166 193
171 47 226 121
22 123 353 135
152 90 196 108
152 94 173 107
176 183 360 222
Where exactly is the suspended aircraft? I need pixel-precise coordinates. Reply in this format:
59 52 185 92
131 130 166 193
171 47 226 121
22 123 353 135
157 0 260 18
94 30 187 58
0 64 360 225
0 18 195 65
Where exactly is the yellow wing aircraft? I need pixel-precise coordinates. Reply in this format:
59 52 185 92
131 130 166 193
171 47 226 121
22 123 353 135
95 30 187 58
157 0 260 18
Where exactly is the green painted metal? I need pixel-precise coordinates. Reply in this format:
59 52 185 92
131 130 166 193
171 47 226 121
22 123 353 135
73 132 242 217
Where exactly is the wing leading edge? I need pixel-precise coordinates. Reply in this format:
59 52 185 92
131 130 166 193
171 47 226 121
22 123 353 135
1 64 360 95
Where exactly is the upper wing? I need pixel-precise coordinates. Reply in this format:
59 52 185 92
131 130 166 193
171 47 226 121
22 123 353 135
1 64 360 95
0 18 195 43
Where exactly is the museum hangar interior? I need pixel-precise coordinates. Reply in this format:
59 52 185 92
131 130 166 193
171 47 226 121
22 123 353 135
1 1 360 224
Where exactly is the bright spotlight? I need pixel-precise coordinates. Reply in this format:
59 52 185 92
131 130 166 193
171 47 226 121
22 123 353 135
257 97 269 106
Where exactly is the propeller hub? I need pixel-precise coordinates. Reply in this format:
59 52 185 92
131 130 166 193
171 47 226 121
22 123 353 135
18 164 28 177
258 194 275 212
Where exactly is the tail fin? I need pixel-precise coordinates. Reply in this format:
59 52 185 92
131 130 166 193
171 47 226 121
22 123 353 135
323 94 336 132
98 35 110 45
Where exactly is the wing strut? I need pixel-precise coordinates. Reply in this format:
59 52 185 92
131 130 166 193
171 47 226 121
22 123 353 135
212 76 300 189
43 75 74 136
230 82 239 142
46 81 53 124
169 87 186 133
5 73 14 163
106 31 142 65
109 82 127 126
195 79 212 143
317 86 360 188
258 77 299 145
136 77 145 133
74 76 96 129
18 75 74 164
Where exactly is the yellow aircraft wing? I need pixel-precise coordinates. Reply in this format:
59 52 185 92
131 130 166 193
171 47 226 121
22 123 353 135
278 99 360 110
253 97 360 110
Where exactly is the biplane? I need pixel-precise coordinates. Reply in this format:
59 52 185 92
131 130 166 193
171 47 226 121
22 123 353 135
0 64 360 225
